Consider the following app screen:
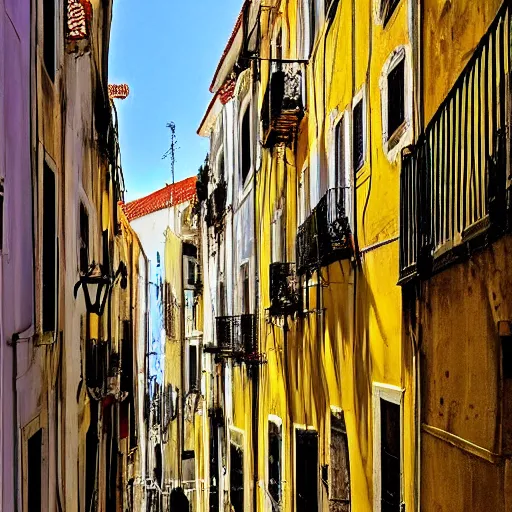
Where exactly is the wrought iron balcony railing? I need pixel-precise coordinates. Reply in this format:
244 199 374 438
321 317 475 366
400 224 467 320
296 188 351 274
269 262 300 316
214 314 257 357
262 62 305 147
206 180 228 228
399 3 511 282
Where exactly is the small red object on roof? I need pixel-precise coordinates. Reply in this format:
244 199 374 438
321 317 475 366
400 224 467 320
67 0 92 41
109 84 130 100
122 176 198 222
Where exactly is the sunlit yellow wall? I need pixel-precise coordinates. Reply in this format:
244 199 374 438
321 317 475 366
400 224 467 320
255 1 416 511
164 228 184 483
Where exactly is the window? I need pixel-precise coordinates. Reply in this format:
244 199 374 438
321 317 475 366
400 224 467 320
79 203 89 274
299 164 311 225
353 100 364 172
373 384 402 512
268 420 282 504
296 429 318 512
42 161 56 333
187 259 196 285
28 429 43 512
335 117 345 189
381 400 400 511
185 289 196 335
380 0 401 25
43 0 56 80
387 58 405 139
188 344 198 391
308 0 318 55
218 281 226 316
241 107 251 184
85 407 98 512
241 263 250 314
230 442 244 512
325 0 340 21
271 210 283 263
330 411 350 510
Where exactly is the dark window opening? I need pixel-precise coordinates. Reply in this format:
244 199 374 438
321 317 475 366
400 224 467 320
330 412 351 511
189 345 198 391
154 444 163 488
241 107 251 184
218 281 226 317
188 259 196 285
381 0 401 25
387 59 405 138
381 399 401 512
335 118 345 189
42 162 56 333
241 264 250 314
85 406 98 512
210 423 220 512
43 0 56 81
28 429 43 512
218 152 225 182
353 100 364 172
268 422 282 503
296 429 318 512
230 443 244 512
325 0 340 21
183 242 198 258
79 203 89 274
308 0 317 55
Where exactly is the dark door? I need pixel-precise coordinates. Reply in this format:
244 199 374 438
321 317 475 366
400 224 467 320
230 443 244 512
296 429 318 512
330 412 351 511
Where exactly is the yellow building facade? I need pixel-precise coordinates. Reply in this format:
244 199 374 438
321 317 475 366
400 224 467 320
198 0 512 511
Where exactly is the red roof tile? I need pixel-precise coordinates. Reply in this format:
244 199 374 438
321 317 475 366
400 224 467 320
123 176 197 222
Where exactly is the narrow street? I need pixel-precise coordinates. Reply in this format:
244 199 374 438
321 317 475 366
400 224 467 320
0 0 511 511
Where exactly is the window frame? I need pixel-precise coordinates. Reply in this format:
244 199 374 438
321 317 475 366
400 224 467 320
380 46 413 161
39 150 59 339
372 383 404 512
352 87 367 174
239 97 253 190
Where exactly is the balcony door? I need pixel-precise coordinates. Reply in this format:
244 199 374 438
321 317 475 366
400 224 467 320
296 429 318 512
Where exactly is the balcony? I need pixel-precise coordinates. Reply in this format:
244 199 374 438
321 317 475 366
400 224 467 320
399 3 511 282
296 188 351 275
206 180 227 229
209 314 257 359
262 62 305 147
268 262 300 316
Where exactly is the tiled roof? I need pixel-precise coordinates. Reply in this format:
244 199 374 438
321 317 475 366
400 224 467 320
209 1 248 93
123 176 197 222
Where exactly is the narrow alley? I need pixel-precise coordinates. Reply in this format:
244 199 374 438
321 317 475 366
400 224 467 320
0 0 511 511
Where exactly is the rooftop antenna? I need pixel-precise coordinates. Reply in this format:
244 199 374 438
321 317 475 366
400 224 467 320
162 122 177 206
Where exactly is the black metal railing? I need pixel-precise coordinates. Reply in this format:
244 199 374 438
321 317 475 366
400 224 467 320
296 188 351 274
399 3 511 281
215 315 257 356
269 262 300 316
262 62 305 147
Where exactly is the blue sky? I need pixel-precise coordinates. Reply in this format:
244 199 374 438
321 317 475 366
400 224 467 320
109 0 243 202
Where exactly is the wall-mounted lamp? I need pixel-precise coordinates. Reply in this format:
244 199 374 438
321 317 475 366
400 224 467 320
74 261 128 316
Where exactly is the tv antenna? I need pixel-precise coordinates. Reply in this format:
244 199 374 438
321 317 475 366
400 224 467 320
163 122 178 205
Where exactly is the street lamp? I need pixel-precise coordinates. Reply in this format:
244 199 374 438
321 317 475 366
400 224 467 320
74 261 128 315
74 263 111 316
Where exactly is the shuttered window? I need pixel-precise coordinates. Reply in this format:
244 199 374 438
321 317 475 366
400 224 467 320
387 59 405 138
335 118 345 189
380 399 401 511
353 100 364 172
296 429 318 512
330 412 350 511
79 203 89 274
